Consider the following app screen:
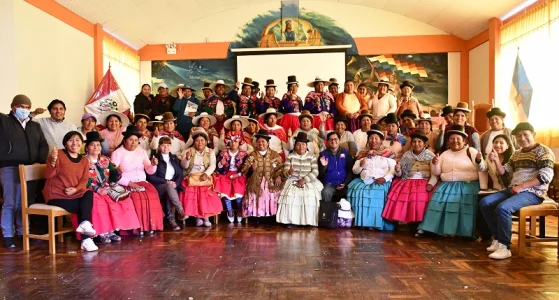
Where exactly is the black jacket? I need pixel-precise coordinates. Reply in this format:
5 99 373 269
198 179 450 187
146 152 184 192
0 112 49 167
133 93 153 117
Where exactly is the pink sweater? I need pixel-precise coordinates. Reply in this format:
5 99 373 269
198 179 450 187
110 146 156 186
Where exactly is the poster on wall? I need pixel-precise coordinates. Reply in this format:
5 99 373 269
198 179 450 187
346 53 449 110
151 60 236 99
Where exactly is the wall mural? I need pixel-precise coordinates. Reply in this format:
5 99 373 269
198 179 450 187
151 59 236 99
346 54 449 110
229 1 358 55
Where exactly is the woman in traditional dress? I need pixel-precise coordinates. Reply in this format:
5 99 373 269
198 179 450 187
204 80 236 133
347 125 396 231
98 110 130 156
259 108 288 160
395 81 422 119
278 76 304 134
436 102 480 153
150 112 187 158
230 77 255 117
277 132 323 227
254 79 281 117
353 110 374 153
179 128 222 227
111 125 164 236
241 130 284 219
335 80 368 132
382 130 437 232
378 113 406 159
243 116 259 145
304 77 336 131
219 115 253 153
215 132 249 223
185 112 220 155
134 110 152 157
418 125 486 238
287 110 324 158
84 131 140 243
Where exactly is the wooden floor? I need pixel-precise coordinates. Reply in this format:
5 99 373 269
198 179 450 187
1 220 559 300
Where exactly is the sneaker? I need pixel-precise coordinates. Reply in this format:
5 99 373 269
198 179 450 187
3 237 16 249
204 220 212 227
488 243 512 260
99 235 111 244
196 219 204 227
486 240 499 252
76 221 96 236
108 232 121 242
81 238 99 252
170 221 181 231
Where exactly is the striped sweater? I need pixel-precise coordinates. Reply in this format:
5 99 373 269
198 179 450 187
504 144 555 197
283 152 319 184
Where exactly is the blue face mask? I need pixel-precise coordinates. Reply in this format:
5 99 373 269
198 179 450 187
14 107 30 120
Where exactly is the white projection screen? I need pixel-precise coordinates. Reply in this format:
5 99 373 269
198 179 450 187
236 52 346 100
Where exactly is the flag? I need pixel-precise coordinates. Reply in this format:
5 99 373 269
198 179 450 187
508 52 533 123
85 68 131 117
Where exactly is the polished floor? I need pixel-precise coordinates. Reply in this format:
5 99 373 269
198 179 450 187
1 219 558 300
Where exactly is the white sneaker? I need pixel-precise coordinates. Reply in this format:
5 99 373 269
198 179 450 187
488 243 512 260
486 240 499 252
76 221 96 236
81 238 99 252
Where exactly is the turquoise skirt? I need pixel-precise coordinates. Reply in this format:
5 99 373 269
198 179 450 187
347 178 394 230
418 180 480 238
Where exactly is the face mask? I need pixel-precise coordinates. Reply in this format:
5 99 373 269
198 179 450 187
14 108 30 120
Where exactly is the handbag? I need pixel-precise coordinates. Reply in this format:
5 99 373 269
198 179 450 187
107 183 130 202
187 172 213 187
318 201 339 229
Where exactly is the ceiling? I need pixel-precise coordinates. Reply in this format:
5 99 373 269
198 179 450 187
55 0 525 49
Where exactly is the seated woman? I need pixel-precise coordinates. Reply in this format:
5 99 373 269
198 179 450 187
134 110 152 157
98 110 129 156
347 125 396 231
378 113 406 159
215 133 249 223
186 112 220 155
147 136 187 231
83 131 140 243
44 131 97 251
382 130 438 231
111 125 164 236
335 80 368 133
150 112 187 158
319 114 357 157
219 115 253 153
259 108 288 160
241 130 284 219
304 77 336 131
287 110 324 158
418 125 487 238
179 128 222 227
353 110 374 153
277 132 323 228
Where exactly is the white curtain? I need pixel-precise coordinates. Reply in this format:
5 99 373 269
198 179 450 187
102 37 140 110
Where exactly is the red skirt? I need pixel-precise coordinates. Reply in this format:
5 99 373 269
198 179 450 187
382 178 434 223
179 180 223 218
91 193 140 234
312 115 333 131
129 182 164 231
214 172 246 199
278 114 300 134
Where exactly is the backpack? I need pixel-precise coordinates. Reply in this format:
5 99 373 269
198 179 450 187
318 201 339 228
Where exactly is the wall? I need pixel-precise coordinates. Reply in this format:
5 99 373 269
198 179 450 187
469 41 490 105
0 0 18 99
13 0 94 125
448 52 461 108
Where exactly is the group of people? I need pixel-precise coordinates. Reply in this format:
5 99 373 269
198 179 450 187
0 75 555 261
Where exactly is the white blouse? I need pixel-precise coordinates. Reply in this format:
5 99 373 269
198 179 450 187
353 155 396 184
353 129 369 153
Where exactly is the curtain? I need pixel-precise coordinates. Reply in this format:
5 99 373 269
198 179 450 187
498 0 559 147
102 37 140 110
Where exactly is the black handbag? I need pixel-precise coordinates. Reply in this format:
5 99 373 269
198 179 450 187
318 201 339 229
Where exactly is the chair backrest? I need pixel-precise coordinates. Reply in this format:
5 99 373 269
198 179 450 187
18 164 46 208
548 162 559 201
473 103 492 134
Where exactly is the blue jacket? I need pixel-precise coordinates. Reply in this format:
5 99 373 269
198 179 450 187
318 147 353 185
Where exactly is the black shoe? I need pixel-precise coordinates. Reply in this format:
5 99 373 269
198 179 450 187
4 237 16 248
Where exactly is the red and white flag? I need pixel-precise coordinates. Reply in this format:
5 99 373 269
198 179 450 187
85 68 131 117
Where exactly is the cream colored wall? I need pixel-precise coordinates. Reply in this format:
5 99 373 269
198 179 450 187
448 52 461 108
140 61 152 90
0 0 18 99
12 0 94 126
469 41 490 104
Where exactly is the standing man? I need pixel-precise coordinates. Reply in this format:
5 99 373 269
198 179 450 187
480 122 555 260
172 84 201 141
0 95 49 248
318 132 354 202
370 79 397 124
33 99 77 149
152 83 176 117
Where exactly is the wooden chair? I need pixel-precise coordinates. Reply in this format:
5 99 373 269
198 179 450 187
473 103 492 133
515 162 559 257
19 164 74 254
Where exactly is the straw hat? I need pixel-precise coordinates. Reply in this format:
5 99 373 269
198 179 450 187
192 112 217 126
98 110 129 128
453 102 471 113
209 80 231 91
307 76 331 88
259 107 283 120
338 199 354 219
224 115 249 130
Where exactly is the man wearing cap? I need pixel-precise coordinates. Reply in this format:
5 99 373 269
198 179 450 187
319 131 354 202
480 107 517 158
152 83 176 118
480 122 555 259
78 113 98 139
370 79 397 123
0 95 49 248
396 80 422 119
205 80 237 133
33 99 77 149
172 84 201 140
